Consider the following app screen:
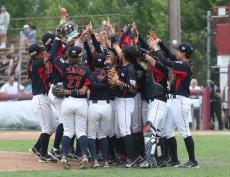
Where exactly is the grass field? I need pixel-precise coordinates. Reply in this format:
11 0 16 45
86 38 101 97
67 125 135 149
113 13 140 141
0 135 230 177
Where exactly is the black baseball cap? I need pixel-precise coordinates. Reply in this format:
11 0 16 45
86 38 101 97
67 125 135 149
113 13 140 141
176 43 193 57
42 32 55 47
94 53 105 68
28 44 45 57
68 46 82 58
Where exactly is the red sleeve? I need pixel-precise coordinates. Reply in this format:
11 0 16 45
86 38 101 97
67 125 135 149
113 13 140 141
84 78 91 86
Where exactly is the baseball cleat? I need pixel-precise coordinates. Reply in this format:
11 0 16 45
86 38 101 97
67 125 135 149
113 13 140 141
166 160 180 167
139 159 157 168
91 160 100 168
101 161 110 168
30 147 40 158
179 160 199 168
39 154 58 163
61 158 71 169
121 157 142 168
80 155 88 169
71 154 81 161
49 148 61 160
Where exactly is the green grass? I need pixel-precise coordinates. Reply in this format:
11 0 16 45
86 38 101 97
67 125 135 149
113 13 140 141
0 135 230 177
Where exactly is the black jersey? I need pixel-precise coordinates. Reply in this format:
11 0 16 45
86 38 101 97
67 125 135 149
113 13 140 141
45 56 64 84
170 60 192 97
89 69 113 100
115 63 137 98
135 64 146 93
147 62 169 101
54 59 91 97
155 50 192 97
31 59 49 95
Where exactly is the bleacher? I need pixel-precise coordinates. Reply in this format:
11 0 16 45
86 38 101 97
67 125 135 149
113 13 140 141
0 36 30 88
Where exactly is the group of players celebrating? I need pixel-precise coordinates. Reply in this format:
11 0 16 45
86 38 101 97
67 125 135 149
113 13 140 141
28 12 199 169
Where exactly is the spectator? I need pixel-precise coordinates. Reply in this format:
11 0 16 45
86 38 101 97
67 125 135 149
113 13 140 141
29 25 37 45
0 76 24 95
222 85 229 129
23 84 32 94
22 24 30 49
210 81 223 130
189 79 202 129
0 5 10 49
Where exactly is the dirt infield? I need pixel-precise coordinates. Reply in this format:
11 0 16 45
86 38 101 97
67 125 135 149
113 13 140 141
0 130 229 172
0 151 80 172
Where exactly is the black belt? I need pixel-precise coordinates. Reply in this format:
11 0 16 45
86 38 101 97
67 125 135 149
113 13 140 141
147 98 154 103
171 95 188 99
69 95 87 98
92 100 110 104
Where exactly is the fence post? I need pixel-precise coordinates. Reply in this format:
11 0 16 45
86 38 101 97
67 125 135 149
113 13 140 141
17 31 23 93
202 87 211 130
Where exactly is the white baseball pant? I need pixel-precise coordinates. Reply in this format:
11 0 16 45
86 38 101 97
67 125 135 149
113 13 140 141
147 99 168 136
48 84 63 124
32 94 57 134
115 97 135 137
131 93 143 133
164 95 192 139
87 100 112 139
61 97 88 138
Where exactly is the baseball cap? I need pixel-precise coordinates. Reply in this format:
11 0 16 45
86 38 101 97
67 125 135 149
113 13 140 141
42 32 55 47
176 43 193 57
68 46 82 58
94 53 105 68
28 44 45 57
1 5 6 10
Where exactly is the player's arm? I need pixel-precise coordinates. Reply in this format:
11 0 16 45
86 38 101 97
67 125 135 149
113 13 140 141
148 37 173 68
105 22 123 62
50 37 63 59
138 34 150 50
158 40 177 61
53 57 66 78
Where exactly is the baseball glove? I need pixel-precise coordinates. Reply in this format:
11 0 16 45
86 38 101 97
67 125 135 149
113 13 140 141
107 67 119 86
52 84 65 98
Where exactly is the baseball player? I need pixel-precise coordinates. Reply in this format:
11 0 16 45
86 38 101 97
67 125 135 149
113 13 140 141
28 44 57 163
52 46 91 169
107 44 139 167
87 53 113 168
138 54 169 168
148 37 199 168
104 48 123 164
42 32 66 160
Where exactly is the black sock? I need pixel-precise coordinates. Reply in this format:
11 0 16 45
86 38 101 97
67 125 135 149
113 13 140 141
70 135 76 150
133 132 144 157
75 138 81 156
115 137 127 156
108 136 116 158
61 136 71 158
163 137 170 159
34 133 41 150
96 139 100 154
184 136 196 162
124 135 137 161
167 136 178 162
88 138 96 161
99 138 109 161
53 123 63 149
78 135 88 156
40 133 50 157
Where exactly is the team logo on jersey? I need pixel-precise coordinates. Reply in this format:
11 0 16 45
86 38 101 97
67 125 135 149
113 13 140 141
60 58 65 63
130 79 136 86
